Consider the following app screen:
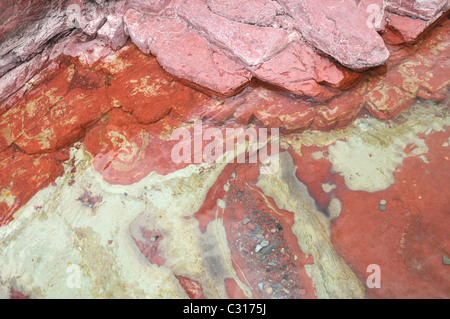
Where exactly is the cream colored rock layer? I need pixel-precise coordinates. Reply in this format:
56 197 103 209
0 145 249 298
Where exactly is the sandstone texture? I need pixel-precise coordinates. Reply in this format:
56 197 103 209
0 0 449 301
1 0 448 100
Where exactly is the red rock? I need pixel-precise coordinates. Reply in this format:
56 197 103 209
194 162 316 299
278 0 390 69
178 0 291 67
0 146 70 226
125 0 172 13
0 62 71 152
364 18 450 119
83 108 191 184
0 60 61 116
10 287 29 299
101 45 198 124
386 0 448 20
206 0 284 27
387 13 429 43
223 86 362 132
169 92 234 125
311 89 364 130
331 129 450 298
288 145 334 213
15 88 110 154
364 71 417 120
224 278 248 299
176 276 206 299
123 9 251 96
253 41 360 100
0 56 113 154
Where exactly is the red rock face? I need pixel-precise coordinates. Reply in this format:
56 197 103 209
178 0 290 67
1 14 449 219
0 0 449 300
323 130 449 298
386 0 449 20
123 9 252 97
206 0 284 27
0 146 70 226
280 0 390 69
194 162 316 299
1 0 448 102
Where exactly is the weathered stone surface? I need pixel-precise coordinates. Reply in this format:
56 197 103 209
101 45 200 124
0 0 450 302
386 0 449 20
278 0 390 69
0 7 68 77
364 18 450 119
0 57 112 154
387 12 435 43
75 0 106 37
0 145 70 226
125 0 172 13
97 14 128 50
124 9 251 96
177 0 292 67
83 108 190 182
206 0 285 27
2 0 449 102
252 41 361 101
0 53 49 104
227 86 363 132
63 37 116 67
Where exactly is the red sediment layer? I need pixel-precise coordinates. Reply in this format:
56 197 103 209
195 161 316 299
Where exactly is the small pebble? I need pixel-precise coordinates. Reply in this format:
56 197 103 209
260 240 269 247
380 199 386 205
243 218 251 225
379 204 386 211
443 256 450 265
255 244 263 252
